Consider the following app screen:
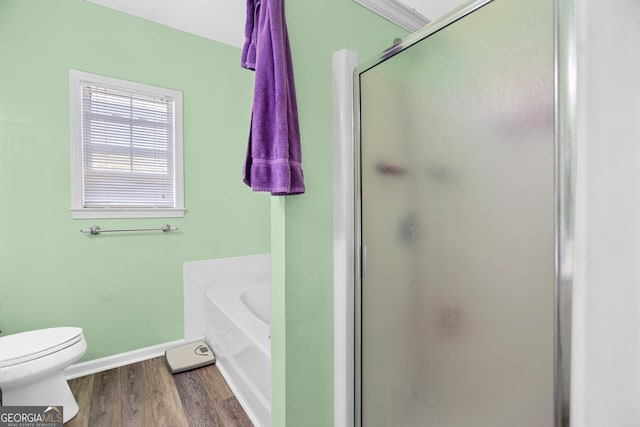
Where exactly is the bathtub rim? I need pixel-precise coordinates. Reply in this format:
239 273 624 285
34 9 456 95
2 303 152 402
205 283 271 358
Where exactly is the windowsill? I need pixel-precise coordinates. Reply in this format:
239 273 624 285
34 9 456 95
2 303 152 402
70 207 186 219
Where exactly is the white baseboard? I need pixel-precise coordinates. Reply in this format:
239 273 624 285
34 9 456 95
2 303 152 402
64 337 204 380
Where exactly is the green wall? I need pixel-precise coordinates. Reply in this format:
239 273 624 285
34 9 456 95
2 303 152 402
271 2 405 426
0 0 270 360
0 0 405 425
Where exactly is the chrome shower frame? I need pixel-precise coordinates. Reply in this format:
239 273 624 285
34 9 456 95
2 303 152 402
353 0 576 424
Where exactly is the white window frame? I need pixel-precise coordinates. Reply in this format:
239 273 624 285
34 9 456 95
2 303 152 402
69 69 185 219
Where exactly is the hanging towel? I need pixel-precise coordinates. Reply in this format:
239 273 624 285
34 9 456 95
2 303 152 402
241 0 305 195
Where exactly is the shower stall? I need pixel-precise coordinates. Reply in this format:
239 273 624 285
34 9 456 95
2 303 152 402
353 0 574 425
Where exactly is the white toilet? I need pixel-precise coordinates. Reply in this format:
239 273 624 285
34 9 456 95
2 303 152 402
0 327 87 423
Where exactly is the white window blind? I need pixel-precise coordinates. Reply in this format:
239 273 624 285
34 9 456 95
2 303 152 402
70 70 184 218
82 85 174 207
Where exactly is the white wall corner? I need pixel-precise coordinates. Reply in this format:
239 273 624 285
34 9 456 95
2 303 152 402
352 0 430 32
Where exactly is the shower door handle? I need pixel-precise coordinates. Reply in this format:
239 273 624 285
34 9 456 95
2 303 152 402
360 244 367 279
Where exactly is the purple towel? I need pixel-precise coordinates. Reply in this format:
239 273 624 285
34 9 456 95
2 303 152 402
241 0 305 195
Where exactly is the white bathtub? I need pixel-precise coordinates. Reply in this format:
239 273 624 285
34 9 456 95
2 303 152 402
205 283 270 427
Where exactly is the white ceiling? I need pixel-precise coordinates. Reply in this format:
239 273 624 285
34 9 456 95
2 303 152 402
86 0 465 48
87 0 246 48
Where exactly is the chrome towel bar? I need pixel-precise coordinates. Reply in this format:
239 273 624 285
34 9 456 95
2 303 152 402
80 224 177 235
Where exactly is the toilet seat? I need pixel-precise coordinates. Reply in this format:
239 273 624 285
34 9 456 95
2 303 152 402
0 327 84 368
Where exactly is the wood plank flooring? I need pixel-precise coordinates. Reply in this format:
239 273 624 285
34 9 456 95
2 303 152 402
66 357 253 427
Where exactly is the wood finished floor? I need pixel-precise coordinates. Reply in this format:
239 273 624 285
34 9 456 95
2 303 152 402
66 357 253 427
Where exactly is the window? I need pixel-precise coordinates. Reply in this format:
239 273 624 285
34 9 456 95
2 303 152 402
69 70 184 218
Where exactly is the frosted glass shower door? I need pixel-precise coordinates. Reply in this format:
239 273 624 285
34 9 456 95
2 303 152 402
357 0 557 426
